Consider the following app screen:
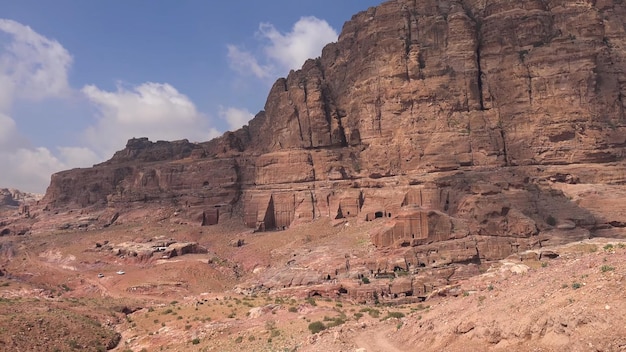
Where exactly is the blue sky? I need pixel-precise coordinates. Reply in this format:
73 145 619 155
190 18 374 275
0 1 382 193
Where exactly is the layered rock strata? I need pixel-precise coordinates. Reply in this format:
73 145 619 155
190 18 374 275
41 0 626 297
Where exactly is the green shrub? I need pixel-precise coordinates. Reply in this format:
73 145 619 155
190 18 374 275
367 308 380 318
308 321 326 334
305 297 317 306
601 265 615 272
571 282 582 289
288 306 298 313
327 318 345 328
546 215 557 226
604 244 614 251
383 311 405 320
191 338 200 345
361 277 370 284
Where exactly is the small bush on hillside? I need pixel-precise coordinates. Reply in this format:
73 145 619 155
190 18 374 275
305 297 317 306
327 318 345 328
383 311 405 320
308 321 326 334
601 265 615 272
367 308 380 318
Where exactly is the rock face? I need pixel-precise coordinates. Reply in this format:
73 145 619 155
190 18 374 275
42 0 626 293
0 189 42 236
106 239 208 262
0 189 41 208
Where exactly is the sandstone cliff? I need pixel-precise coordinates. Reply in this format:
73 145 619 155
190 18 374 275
41 0 626 297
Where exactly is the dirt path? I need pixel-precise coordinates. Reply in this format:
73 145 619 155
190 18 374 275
354 325 409 352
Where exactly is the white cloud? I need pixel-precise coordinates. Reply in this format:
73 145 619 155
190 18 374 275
8 148 63 192
0 19 72 102
0 19 229 194
0 145 104 193
0 112 17 147
219 106 254 131
228 16 338 79
259 17 337 71
82 82 220 157
0 19 83 193
56 146 101 167
0 147 61 194
227 45 273 79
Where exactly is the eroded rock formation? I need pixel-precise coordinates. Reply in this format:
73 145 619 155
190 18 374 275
41 0 626 297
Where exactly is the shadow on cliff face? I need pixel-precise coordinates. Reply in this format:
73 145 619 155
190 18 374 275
440 168 598 246
368 166 602 275
350 166 603 303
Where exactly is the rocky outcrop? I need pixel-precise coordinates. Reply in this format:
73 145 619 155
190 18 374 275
0 189 42 208
40 0 626 294
105 239 208 262
0 190 18 207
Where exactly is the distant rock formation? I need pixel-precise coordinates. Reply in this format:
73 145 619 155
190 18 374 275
0 189 18 207
0 188 42 207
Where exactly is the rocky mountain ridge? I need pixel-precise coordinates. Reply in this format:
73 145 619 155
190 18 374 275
31 0 626 299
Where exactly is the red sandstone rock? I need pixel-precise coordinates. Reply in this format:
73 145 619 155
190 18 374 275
30 0 626 301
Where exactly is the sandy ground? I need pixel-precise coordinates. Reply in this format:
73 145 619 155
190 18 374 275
2 204 626 351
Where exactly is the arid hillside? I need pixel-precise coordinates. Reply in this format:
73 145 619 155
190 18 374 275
1 204 625 351
1 0 626 351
